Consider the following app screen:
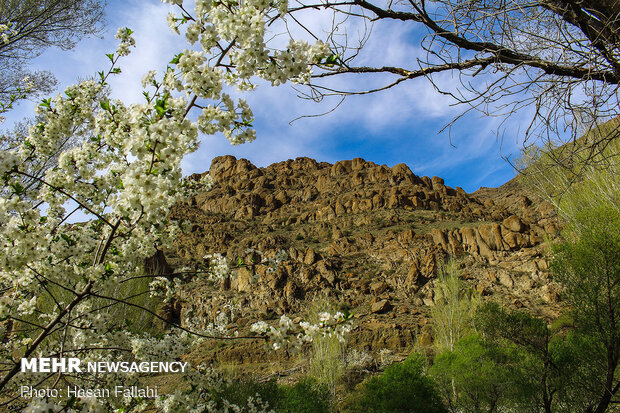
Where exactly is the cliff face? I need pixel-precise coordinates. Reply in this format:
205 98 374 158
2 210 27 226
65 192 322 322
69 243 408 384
165 155 562 368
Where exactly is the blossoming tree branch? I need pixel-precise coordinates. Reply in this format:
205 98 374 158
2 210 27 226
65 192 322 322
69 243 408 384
0 0 351 411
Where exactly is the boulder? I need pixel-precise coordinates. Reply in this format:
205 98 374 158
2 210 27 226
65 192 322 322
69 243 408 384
304 248 317 265
231 267 253 293
498 271 514 288
431 176 445 190
370 281 389 295
502 230 531 250
431 229 448 249
477 223 507 251
371 300 391 314
502 215 526 233
460 227 479 254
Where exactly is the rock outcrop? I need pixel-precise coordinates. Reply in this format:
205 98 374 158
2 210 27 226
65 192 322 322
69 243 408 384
166 156 562 369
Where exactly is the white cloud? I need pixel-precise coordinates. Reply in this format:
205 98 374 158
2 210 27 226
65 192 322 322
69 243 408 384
3 0 527 191
107 1 180 103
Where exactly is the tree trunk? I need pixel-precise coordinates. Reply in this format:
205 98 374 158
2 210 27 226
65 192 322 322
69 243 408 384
592 350 619 413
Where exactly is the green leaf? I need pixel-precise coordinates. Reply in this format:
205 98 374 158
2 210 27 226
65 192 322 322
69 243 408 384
170 53 184 65
10 182 24 195
106 53 114 63
100 100 110 111
60 233 75 246
325 54 339 65
111 67 122 74
90 219 103 232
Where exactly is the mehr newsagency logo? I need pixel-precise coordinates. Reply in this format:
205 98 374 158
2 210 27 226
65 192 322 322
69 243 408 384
21 357 188 374
19 357 189 399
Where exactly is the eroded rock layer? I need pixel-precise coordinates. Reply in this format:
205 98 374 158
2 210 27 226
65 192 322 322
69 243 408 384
166 156 562 368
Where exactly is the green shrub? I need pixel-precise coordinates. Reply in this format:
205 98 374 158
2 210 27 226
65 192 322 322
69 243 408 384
210 378 278 409
550 206 620 412
278 378 331 413
212 377 331 412
430 334 526 413
345 353 447 413
516 119 619 232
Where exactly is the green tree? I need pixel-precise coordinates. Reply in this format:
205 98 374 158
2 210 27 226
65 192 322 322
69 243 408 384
430 334 528 413
551 206 620 412
517 114 619 412
476 302 608 412
477 303 558 412
346 353 448 413
430 259 479 353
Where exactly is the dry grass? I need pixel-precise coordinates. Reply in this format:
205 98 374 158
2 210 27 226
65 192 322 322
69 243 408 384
305 296 346 396
517 119 619 233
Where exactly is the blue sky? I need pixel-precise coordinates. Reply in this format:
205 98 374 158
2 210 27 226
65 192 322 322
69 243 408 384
3 0 531 192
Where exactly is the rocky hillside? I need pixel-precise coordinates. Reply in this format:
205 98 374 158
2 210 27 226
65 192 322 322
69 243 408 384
162 155 563 374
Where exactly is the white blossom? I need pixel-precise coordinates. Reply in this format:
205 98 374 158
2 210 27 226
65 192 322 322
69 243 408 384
0 0 337 408
141 70 157 87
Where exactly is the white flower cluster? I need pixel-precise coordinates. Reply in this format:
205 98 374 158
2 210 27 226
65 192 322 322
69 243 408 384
114 27 135 56
164 0 331 100
261 40 331 86
180 173 214 199
0 151 18 176
21 75 35 90
155 364 274 412
16 295 37 316
264 248 289 273
141 69 158 88
24 396 107 413
251 312 352 351
0 0 336 408
23 399 61 413
0 22 16 44
149 276 180 302
131 330 195 360
204 252 230 281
